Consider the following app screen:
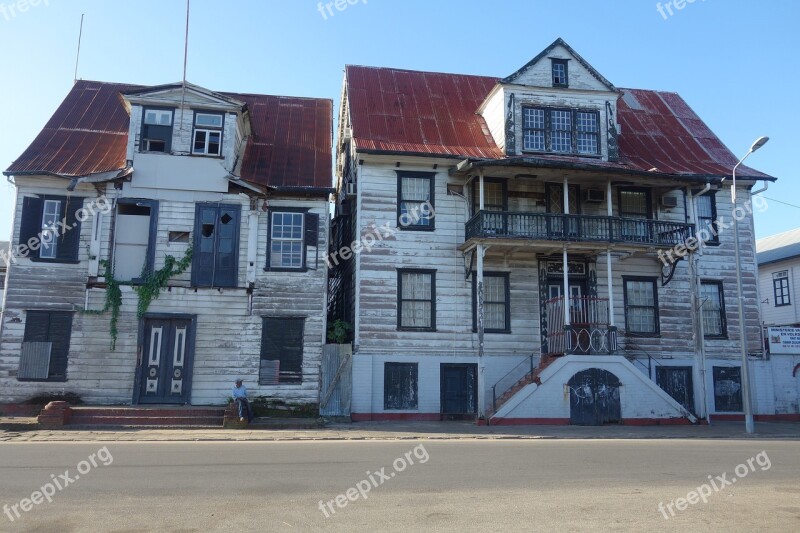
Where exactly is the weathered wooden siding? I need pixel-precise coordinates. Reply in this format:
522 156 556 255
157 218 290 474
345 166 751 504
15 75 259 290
0 175 329 405
509 42 612 91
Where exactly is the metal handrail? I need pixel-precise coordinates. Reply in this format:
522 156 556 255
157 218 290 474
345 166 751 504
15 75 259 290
491 353 535 413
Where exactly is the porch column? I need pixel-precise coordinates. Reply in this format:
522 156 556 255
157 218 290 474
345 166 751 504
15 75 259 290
478 172 485 210
606 178 615 327
476 243 486 419
562 177 570 328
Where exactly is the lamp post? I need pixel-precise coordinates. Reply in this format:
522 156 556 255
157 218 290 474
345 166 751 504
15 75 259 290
730 136 769 434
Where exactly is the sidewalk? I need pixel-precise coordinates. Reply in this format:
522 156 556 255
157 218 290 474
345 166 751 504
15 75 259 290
2 418 800 442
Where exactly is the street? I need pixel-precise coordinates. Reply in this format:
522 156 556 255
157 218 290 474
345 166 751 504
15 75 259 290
0 439 798 531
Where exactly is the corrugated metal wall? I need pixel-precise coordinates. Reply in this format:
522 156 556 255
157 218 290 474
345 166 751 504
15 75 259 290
320 344 352 417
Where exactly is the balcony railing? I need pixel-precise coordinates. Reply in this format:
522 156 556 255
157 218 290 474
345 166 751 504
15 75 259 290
545 296 618 356
465 210 694 248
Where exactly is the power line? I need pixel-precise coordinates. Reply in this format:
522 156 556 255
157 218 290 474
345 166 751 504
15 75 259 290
762 196 800 210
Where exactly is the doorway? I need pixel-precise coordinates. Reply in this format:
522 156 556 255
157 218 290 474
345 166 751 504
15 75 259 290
137 316 195 404
440 364 477 419
568 368 621 425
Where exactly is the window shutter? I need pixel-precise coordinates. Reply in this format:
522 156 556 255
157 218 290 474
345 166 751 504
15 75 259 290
56 196 82 262
213 205 240 288
47 312 73 379
304 212 320 247
261 318 304 384
24 311 50 342
19 196 43 259
192 204 218 287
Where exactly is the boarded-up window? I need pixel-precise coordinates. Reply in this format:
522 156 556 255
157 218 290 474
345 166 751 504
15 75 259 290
114 202 155 282
18 195 82 262
21 311 73 381
713 366 743 412
384 362 418 410
192 203 240 288
398 269 435 331
260 317 304 384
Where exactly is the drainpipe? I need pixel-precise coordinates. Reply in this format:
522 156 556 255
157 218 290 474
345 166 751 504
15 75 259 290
750 180 769 358
690 182 712 424
477 172 486 419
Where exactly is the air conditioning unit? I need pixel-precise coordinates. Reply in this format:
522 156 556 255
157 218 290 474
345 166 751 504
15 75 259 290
661 195 678 208
342 127 352 142
346 183 357 196
584 189 605 203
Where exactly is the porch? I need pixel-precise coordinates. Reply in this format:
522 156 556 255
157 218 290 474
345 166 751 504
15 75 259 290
544 296 618 356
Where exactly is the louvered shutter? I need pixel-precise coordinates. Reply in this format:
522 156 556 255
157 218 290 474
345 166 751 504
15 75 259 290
47 312 73 379
192 204 218 287
304 212 320 247
19 196 43 259
213 205 240 288
56 196 82 262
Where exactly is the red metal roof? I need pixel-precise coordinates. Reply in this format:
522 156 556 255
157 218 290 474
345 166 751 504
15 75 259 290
5 81 333 190
345 66 772 180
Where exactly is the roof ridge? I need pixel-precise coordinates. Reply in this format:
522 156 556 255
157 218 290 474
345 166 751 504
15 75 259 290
346 64 500 80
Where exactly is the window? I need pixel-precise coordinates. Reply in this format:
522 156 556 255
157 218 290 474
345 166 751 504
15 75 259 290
397 172 435 231
619 189 651 218
551 59 569 87
473 273 510 333
695 193 719 244
266 210 319 271
192 203 240 288
623 277 659 335
701 281 726 337
141 108 173 152
260 317 304 384
20 311 73 381
113 200 157 282
713 366 743 412
18 195 82 263
471 179 507 215
773 271 791 307
192 112 223 156
521 107 600 155
398 269 436 331
384 362 418 409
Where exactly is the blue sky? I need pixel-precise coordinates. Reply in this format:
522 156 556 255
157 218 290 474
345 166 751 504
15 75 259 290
0 0 797 241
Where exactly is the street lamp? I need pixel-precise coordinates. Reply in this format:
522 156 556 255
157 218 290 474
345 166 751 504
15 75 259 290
729 136 769 434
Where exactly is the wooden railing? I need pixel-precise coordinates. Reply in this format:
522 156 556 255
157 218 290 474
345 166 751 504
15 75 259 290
465 210 693 248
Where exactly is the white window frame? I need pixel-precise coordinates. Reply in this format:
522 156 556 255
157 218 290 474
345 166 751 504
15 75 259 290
192 112 223 156
270 212 305 269
144 109 173 126
194 113 224 128
40 199 61 259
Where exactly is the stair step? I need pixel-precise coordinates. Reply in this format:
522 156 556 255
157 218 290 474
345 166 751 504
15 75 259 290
70 408 225 417
68 415 223 426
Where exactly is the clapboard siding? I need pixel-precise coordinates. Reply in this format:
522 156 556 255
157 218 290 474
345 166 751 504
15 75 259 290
0 175 329 405
758 257 800 326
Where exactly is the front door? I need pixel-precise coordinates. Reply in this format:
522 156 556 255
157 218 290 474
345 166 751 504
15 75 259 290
656 366 694 413
440 364 477 419
138 317 194 404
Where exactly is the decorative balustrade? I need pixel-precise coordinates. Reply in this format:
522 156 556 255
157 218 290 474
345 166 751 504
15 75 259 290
545 296 618 356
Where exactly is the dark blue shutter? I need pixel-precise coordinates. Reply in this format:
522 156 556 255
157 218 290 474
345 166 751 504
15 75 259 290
214 205 240 288
24 311 50 342
47 312 73 379
19 196 43 259
304 212 320 247
192 204 218 287
261 318 304 383
57 196 82 262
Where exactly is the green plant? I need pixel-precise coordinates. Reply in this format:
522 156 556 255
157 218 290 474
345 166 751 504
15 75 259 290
326 319 352 344
84 247 193 350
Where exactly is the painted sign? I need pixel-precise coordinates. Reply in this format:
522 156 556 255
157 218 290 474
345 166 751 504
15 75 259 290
767 327 800 355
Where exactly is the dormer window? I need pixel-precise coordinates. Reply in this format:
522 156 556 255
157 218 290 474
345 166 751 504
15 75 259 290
522 107 600 155
192 112 224 156
551 59 569 87
141 108 174 153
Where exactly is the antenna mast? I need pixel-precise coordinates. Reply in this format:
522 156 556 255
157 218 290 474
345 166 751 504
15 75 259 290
73 14 85 84
178 0 190 130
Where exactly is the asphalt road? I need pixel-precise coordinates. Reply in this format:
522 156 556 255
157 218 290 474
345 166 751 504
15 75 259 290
0 439 798 532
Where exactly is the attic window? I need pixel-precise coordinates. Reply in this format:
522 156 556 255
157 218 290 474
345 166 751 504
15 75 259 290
142 108 174 153
192 112 223 156
551 59 569 87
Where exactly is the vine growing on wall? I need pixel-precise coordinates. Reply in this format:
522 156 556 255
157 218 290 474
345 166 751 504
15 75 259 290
85 247 193 350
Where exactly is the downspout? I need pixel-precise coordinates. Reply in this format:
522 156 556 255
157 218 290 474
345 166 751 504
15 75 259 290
750 180 769 357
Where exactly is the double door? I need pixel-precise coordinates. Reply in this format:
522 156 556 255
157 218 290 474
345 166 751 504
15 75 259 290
138 317 194 404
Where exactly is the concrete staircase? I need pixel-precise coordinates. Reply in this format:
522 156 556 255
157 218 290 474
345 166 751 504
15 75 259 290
488 355 559 422
39 403 226 428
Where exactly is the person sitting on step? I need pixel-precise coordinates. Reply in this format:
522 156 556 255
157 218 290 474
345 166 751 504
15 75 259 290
231 378 254 423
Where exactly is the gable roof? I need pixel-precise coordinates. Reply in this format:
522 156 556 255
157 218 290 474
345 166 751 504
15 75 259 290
4 80 333 191
345 66 773 181
345 65 503 159
757 228 800 266
501 37 617 92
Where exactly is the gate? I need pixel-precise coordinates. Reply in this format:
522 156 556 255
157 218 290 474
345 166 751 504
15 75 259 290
568 368 621 425
320 344 352 417
656 366 694 413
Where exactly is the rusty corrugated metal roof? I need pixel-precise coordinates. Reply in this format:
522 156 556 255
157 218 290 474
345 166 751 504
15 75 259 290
345 66 773 180
5 81 333 190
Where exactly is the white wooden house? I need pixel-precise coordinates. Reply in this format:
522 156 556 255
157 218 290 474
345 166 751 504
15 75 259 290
0 81 333 407
330 38 788 424
757 228 800 328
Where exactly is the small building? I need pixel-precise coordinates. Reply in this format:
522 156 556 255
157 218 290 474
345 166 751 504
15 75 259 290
0 81 333 407
757 227 800 328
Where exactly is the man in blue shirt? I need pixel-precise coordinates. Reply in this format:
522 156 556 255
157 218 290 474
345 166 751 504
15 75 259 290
232 378 254 423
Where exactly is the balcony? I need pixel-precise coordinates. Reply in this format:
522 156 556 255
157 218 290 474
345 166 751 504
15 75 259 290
544 296 618 356
465 210 694 248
